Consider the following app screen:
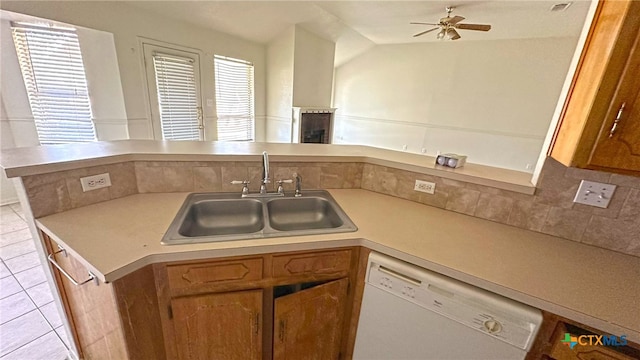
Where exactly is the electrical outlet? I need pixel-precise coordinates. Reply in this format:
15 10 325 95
573 180 616 208
414 180 436 194
80 173 112 192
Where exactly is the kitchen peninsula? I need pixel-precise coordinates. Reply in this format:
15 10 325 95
1 140 639 359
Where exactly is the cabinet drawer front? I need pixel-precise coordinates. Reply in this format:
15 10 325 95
167 258 263 290
272 250 351 279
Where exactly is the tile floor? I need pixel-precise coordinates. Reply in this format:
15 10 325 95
0 203 70 359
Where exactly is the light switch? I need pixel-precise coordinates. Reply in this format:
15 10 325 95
573 180 616 208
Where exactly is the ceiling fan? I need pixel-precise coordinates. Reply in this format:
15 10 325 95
411 6 491 40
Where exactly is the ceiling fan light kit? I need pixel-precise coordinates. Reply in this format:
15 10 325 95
411 6 491 41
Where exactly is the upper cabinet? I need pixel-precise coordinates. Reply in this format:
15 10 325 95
550 0 640 175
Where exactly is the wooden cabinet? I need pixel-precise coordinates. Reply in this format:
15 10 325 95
588 30 640 172
171 290 263 360
43 229 366 360
273 278 348 360
42 233 161 359
527 311 640 360
550 0 640 174
156 248 364 360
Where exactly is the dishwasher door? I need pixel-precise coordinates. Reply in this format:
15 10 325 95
353 252 542 360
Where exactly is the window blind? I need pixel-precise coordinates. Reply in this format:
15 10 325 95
152 53 202 141
214 56 255 141
11 23 96 145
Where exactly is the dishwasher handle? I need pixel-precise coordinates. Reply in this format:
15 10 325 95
378 265 422 286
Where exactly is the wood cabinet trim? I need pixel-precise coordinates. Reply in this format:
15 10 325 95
167 257 263 292
271 249 352 280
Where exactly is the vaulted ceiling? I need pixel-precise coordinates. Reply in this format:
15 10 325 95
126 1 593 65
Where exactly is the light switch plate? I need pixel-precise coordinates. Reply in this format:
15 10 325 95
573 180 616 208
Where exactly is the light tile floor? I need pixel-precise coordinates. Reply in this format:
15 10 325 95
0 204 70 359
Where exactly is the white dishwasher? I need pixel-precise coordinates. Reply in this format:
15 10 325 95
353 252 542 360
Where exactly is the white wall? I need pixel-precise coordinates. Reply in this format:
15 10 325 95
77 27 129 141
0 18 40 148
0 103 18 204
292 27 335 107
265 25 335 142
0 1 267 141
332 37 578 172
266 27 295 143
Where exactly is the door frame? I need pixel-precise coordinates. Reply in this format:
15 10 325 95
139 38 205 140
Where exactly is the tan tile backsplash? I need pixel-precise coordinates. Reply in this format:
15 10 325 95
360 157 640 257
23 162 137 218
20 157 640 257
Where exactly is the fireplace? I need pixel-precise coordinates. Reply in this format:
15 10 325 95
292 107 335 144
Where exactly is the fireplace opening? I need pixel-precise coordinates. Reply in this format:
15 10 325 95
300 112 331 144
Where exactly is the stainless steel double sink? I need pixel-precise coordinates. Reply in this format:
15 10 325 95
162 190 357 245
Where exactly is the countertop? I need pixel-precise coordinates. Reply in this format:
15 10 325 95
0 140 535 194
36 189 640 343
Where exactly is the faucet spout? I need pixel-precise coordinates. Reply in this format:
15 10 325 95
261 151 270 194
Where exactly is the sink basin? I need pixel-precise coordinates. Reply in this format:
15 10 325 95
267 197 343 231
178 199 264 237
162 190 357 245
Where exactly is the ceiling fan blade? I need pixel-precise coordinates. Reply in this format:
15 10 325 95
448 15 465 25
410 22 439 26
456 23 492 31
413 27 439 37
448 28 461 40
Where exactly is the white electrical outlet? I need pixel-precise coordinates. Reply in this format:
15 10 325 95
80 173 112 192
414 180 436 194
573 180 616 208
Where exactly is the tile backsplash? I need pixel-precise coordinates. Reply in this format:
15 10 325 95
20 157 639 257
361 158 640 257
22 162 137 218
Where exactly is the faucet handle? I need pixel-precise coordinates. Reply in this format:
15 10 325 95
230 180 250 196
275 179 293 195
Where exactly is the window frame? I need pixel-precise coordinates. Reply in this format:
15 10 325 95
11 21 97 145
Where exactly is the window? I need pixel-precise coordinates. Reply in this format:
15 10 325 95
11 22 96 145
214 55 255 141
152 52 203 141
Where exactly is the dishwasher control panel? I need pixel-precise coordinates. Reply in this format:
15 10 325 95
366 253 543 351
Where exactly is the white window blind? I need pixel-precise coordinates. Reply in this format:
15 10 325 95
214 55 255 141
152 53 202 141
11 23 96 145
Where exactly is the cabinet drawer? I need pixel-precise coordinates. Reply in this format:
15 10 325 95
272 250 351 280
167 257 263 291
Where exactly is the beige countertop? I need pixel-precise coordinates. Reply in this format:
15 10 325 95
36 189 640 343
0 140 535 194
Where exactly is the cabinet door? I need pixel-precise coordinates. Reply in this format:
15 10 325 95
589 25 640 171
171 290 262 360
273 278 348 360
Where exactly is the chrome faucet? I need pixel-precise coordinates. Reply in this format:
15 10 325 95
231 151 293 197
260 151 270 194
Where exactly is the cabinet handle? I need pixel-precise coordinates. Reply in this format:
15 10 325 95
255 313 260 335
278 320 286 342
47 245 98 286
609 102 626 138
